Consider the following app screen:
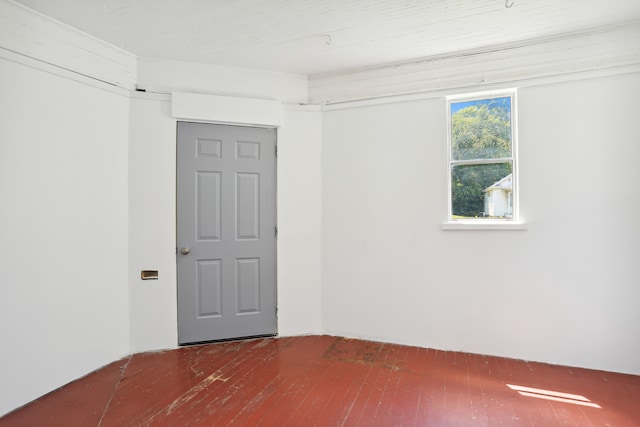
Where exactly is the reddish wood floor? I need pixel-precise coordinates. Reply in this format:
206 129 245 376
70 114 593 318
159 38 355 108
1 336 639 426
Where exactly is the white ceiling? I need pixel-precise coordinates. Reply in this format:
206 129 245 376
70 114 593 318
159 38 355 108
14 0 640 76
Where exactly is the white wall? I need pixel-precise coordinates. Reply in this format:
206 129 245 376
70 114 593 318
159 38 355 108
277 106 323 335
127 96 323 351
128 94 178 352
0 57 130 415
322 72 640 375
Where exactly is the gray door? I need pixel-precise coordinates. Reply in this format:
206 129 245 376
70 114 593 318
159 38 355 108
177 122 277 344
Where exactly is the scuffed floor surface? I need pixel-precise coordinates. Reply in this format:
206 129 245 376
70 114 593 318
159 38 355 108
1 336 639 426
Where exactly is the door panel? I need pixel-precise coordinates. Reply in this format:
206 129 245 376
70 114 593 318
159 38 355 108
177 122 276 344
236 173 259 239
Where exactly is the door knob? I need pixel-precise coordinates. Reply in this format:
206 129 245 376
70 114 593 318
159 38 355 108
180 247 190 255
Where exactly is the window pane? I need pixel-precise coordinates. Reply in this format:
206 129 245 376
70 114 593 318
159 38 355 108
451 162 513 218
451 96 512 161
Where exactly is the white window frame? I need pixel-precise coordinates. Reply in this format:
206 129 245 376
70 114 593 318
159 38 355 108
443 89 525 230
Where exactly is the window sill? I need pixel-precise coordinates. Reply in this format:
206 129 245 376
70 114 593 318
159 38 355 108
441 221 527 230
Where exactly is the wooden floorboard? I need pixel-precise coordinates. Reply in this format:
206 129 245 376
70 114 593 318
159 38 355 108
1 335 639 426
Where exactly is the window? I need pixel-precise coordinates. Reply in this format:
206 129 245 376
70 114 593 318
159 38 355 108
446 90 518 223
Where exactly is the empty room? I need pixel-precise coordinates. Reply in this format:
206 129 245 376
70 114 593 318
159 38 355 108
1 0 639 425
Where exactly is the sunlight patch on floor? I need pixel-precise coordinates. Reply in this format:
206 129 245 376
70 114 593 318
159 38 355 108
507 384 601 408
